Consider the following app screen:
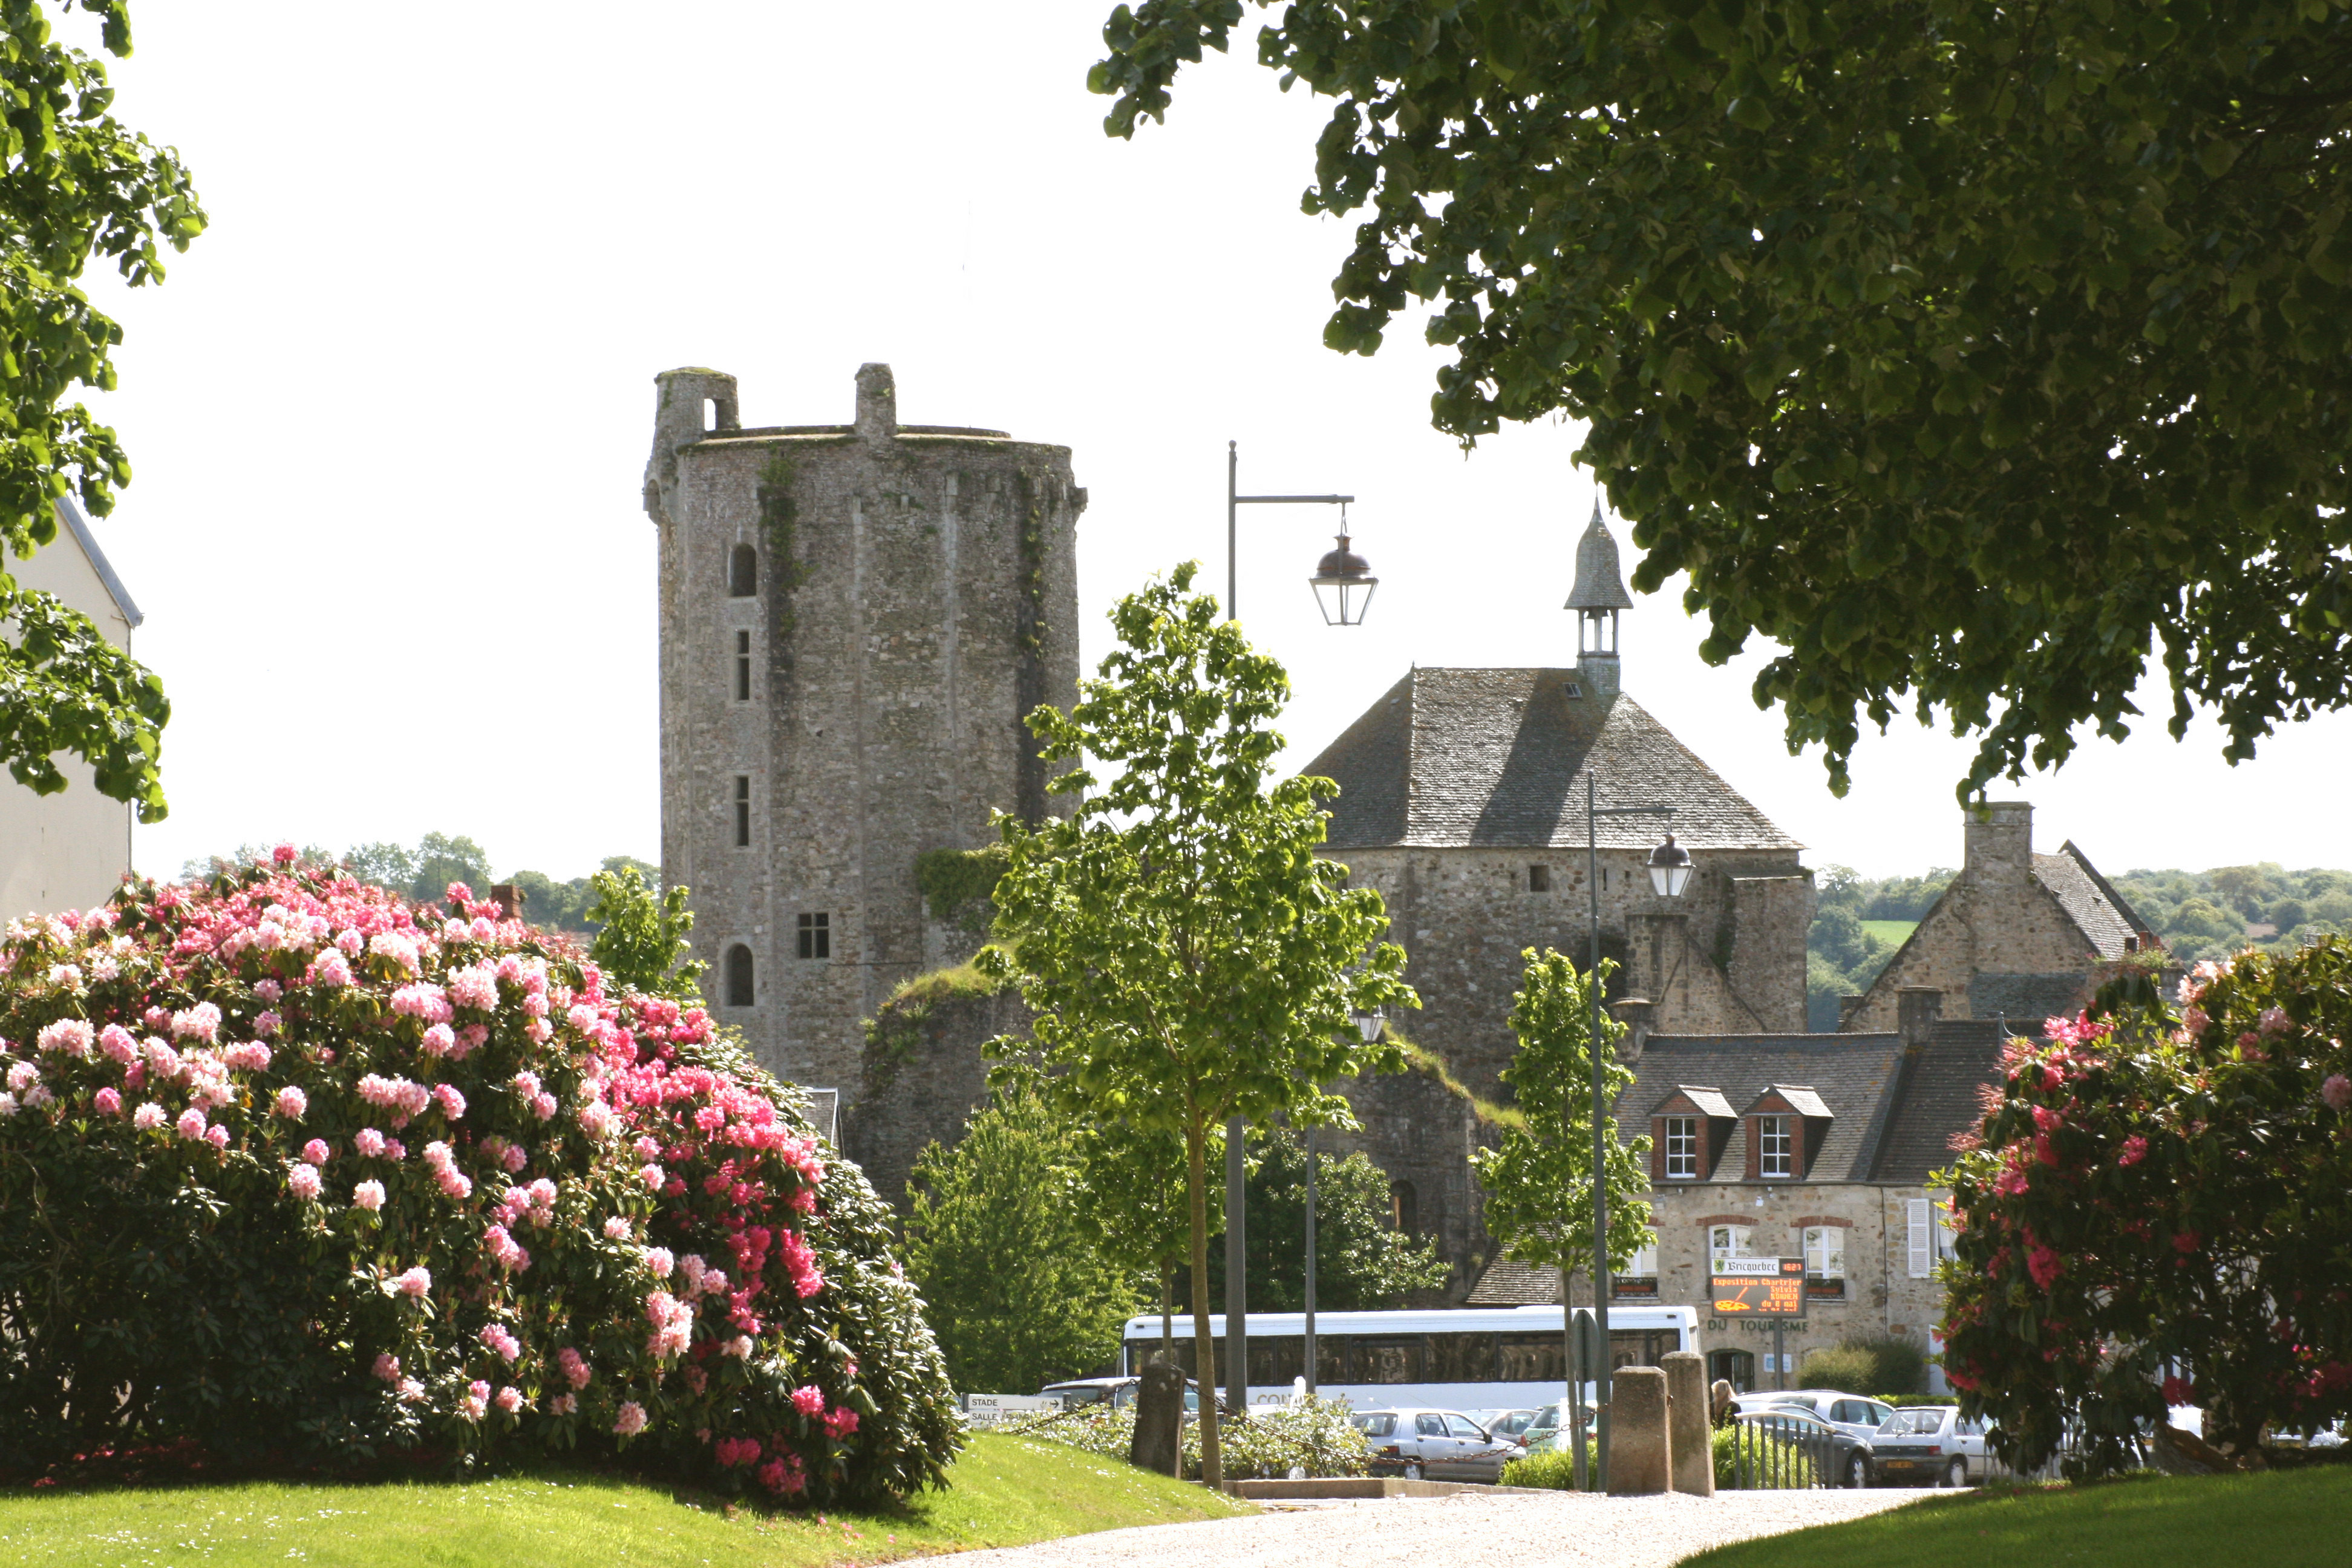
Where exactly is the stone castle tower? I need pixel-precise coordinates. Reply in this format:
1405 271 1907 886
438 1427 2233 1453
644 364 1083 1094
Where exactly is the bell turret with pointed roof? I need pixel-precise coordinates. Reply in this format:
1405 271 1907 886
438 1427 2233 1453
1566 500 1633 695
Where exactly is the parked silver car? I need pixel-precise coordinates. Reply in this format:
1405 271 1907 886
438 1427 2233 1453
1737 1389 1899 1443
1869 1404 1986 1487
1350 1408 1525 1482
1466 1408 1544 1442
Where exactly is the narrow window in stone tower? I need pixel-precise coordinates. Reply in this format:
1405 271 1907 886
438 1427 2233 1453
1527 864 1550 893
728 543 757 597
733 776 751 848
734 630 752 702
1389 1180 1418 1234
724 944 754 1007
797 912 829 959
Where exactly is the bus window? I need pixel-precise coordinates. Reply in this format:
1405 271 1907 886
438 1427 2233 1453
1429 1331 1497 1383
1355 1338 1423 1384
1610 1329 1674 1370
1249 1337 1304 1387
1316 1336 1348 1386
1129 1339 1196 1378
1498 1334 1566 1383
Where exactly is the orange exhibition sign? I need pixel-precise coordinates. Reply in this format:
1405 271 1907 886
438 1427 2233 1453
1710 1256 1807 1317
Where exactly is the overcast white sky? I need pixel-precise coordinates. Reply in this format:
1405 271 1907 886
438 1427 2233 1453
61 2 2352 884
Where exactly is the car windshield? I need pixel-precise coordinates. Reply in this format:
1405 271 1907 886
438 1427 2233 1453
1878 1408 1949 1435
1529 1403 1561 1429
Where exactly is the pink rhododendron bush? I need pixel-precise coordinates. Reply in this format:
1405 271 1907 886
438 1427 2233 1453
0 854 959 1497
1940 941 2352 1474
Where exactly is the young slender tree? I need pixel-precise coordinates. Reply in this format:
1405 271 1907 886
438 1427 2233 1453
1470 950 1654 1483
978 562 1414 1486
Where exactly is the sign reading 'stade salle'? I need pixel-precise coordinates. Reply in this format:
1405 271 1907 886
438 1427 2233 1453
1710 1256 1808 1317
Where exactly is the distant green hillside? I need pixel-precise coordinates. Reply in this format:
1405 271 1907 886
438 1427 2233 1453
2111 864 2352 965
1803 862 2352 1028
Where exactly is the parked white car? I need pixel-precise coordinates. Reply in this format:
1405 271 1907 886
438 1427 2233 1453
1735 1389 1898 1443
1869 1403 1987 1487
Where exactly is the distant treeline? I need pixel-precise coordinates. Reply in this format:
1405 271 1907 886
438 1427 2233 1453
2109 864 2352 965
179 832 655 935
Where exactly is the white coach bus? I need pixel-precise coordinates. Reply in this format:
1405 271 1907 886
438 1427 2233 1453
1118 1303 1699 1411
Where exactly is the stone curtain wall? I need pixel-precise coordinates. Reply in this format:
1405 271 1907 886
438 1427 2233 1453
645 367 1081 1100
841 975 1033 1214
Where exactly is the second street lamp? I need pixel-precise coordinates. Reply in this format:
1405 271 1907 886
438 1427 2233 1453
1221 440 1377 1420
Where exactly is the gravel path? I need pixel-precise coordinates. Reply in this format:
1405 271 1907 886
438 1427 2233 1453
953 1488 1928 1568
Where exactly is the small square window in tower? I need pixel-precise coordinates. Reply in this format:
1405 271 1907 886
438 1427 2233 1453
734 630 752 702
796 912 830 959
1527 864 1551 893
733 776 751 848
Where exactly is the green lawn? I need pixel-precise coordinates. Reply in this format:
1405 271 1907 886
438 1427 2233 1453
0 1432 1247 1568
1859 920 1917 948
1681 1467 2352 1568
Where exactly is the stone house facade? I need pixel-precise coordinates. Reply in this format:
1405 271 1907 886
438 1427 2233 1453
644 364 1082 1096
1299 509 1814 1296
1469 988 2010 1392
1841 802 2160 1033
1 499 141 918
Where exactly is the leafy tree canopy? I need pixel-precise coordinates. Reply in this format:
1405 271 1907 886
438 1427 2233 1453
3 1 203 819
1094 1 2352 800
1470 951 1651 1284
1195 1124 1449 1312
904 1088 1143 1396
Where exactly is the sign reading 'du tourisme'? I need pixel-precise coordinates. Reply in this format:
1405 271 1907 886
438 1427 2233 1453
1710 1256 1807 1317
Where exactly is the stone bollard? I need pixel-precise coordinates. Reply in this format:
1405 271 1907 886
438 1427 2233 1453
1129 1355 1184 1477
1606 1367 1673 1495
1663 1353 1714 1497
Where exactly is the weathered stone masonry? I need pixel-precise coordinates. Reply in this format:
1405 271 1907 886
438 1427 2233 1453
645 364 1081 1097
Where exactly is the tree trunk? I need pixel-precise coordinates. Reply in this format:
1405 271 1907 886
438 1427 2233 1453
1159 1264 1174 1351
1187 1117 1221 1488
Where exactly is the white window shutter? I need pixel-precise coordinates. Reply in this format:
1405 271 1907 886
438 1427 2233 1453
1907 1198 1932 1278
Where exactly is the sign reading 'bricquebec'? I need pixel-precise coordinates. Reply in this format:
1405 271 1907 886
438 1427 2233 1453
1710 1256 1808 1317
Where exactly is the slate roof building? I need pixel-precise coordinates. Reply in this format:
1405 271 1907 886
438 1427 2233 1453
1838 802 2161 1033
1 500 142 917
1302 504 1814 1297
1467 988 2011 1393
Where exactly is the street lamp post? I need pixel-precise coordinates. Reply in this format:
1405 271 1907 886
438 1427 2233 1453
1582 779 1690 1491
1221 440 1379 1421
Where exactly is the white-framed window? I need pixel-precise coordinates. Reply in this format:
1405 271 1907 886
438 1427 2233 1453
1759 1114 1794 1177
1708 1224 1752 1273
1664 1116 1699 1178
1627 1235 1659 1278
1803 1224 1845 1281
1907 1198 1956 1277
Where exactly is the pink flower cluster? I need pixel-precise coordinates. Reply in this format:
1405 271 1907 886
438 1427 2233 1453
423 1141 474 1200
480 1322 522 1364
557 1347 592 1390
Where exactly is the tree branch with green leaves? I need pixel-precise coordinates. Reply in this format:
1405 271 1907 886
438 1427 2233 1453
2 1 204 819
1093 1 2352 802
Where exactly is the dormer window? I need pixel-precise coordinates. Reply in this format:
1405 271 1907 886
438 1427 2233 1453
1740 1085 1834 1182
1649 1085 1736 1182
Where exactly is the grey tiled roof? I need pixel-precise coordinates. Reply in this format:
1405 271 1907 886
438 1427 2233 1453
1968 972 2093 1027
1465 1256 1564 1306
2031 845 2147 959
1613 1025 2021 1187
1303 668 1801 852
1867 1021 2011 1184
1654 1085 1737 1119
1614 1034 1905 1180
1763 1085 1834 1120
